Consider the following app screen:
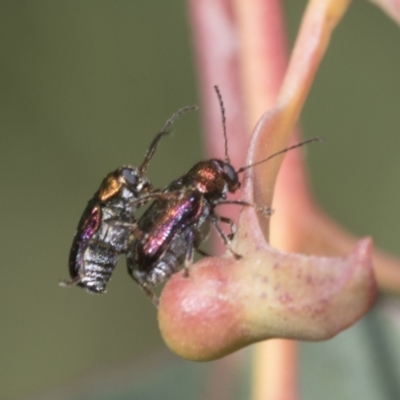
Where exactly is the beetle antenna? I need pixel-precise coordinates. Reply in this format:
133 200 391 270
213 85 229 164
237 137 324 174
139 105 198 174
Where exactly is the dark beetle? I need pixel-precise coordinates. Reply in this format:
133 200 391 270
126 86 320 305
126 158 245 305
60 106 196 294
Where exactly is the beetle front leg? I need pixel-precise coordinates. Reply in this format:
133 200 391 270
129 191 179 208
216 199 274 217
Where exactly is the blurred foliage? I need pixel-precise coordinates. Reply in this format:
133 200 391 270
0 1 400 399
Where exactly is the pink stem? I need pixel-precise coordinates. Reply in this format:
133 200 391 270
189 1 299 399
188 0 248 258
233 2 299 400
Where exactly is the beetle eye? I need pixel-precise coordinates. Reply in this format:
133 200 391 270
223 163 237 182
121 168 138 186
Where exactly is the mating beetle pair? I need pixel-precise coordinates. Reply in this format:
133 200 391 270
61 87 319 305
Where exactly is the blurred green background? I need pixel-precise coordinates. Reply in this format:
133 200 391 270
1 1 400 399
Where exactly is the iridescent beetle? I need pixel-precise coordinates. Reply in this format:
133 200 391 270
126 86 321 305
60 106 197 294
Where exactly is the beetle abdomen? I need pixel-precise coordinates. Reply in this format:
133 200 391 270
77 239 119 293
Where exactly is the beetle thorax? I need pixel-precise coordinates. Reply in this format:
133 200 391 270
185 159 240 198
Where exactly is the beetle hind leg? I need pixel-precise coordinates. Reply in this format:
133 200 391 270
59 275 81 288
129 273 160 307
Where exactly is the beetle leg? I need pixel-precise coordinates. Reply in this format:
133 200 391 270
183 230 195 278
215 215 237 240
130 223 143 240
210 213 242 260
216 199 274 216
126 245 159 307
195 247 210 257
59 275 81 288
130 191 179 208
129 273 159 307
